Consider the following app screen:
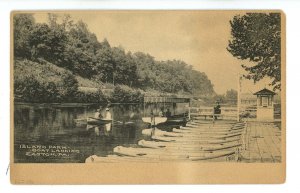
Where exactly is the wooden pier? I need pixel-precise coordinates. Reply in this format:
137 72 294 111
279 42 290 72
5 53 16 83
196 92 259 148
240 121 282 162
85 120 281 163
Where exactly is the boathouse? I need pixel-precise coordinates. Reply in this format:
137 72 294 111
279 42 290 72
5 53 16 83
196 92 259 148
253 88 276 121
143 96 190 117
144 96 190 104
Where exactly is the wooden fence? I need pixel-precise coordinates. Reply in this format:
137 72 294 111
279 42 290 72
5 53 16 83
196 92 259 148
189 106 238 120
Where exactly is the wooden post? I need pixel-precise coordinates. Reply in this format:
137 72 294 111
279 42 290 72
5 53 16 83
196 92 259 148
143 102 146 117
237 74 241 122
188 107 191 121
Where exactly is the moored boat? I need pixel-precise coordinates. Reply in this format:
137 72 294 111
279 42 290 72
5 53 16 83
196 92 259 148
142 128 183 137
113 145 237 160
138 139 242 152
142 117 167 124
151 135 242 143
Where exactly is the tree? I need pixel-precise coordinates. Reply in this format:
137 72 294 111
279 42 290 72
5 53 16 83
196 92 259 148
28 23 67 64
63 20 100 77
112 47 138 86
227 13 281 90
13 14 35 58
225 89 238 104
95 46 114 83
13 13 216 101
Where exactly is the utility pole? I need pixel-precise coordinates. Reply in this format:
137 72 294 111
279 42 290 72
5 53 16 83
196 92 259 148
237 74 242 122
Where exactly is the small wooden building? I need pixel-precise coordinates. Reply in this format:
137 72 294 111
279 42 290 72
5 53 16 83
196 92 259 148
143 96 190 116
253 88 276 120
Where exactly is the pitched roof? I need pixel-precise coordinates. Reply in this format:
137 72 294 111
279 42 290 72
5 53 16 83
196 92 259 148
253 88 276 96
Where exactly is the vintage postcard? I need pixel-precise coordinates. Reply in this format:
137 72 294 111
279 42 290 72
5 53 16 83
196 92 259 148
10 10 285 184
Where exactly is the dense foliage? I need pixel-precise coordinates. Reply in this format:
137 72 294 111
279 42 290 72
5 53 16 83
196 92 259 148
202 89 238 105
227 13 281 91
14 13 215 103
110 85 144 103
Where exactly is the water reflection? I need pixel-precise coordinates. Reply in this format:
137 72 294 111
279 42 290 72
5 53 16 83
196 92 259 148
14 103 146 163
14 103 187 163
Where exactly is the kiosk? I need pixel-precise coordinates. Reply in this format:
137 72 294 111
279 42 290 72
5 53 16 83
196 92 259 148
253 88 276 121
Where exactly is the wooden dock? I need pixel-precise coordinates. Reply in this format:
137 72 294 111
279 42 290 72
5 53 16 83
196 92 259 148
240 121 282 162
85 120 281 163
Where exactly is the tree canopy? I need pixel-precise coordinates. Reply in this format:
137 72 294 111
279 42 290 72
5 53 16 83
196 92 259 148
13 13 215 102
227 13 281 91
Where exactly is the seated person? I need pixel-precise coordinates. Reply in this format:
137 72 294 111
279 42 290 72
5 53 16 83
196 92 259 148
94 109 103 119
165 109 172 117
213 101 221 120
158 108 164 117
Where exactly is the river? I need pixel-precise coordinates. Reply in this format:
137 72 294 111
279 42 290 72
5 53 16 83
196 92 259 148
14 102 188 163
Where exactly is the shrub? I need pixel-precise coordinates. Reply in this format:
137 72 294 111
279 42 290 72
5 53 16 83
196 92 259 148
14 75 61 102
110 85 144 103
58 72 79 102
75 89 107 103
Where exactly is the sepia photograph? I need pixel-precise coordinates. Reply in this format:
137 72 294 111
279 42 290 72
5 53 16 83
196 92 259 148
12 11 284 166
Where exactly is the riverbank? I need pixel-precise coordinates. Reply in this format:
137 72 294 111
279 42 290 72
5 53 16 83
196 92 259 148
14 59 197 104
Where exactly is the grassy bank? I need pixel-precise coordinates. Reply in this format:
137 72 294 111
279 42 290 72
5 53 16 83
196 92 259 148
13 59 144 103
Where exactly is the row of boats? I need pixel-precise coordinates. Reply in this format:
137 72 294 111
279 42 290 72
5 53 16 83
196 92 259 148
86 120 246 162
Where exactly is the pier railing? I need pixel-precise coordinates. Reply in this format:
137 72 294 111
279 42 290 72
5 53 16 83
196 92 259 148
189 106 238 120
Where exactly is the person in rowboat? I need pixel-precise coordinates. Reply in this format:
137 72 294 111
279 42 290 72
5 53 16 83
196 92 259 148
105 108 112 120
94 109 103 119
93 109 103 136
105 108 112 132
165 108 171 118
158 107 164 117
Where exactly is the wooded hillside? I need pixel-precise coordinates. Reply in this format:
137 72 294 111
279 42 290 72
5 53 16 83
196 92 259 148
14 13 215 103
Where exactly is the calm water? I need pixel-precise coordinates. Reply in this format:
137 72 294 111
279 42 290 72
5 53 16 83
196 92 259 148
14 103 188 163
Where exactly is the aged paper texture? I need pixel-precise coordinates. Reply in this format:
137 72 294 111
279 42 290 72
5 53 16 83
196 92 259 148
10 10 285 184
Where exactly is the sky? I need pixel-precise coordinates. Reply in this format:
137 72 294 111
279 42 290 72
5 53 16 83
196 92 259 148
33 11 274 94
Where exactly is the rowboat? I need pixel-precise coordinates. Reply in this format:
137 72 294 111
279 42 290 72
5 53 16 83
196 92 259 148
185 122 245 128
74 117 113 125
192 120 237 125
142 128 243 138
142 117 167 124
159 115 189 126
87 117 112 125
86 155 162 163
181 124 245 131
87 151 236 162
113 145 236 160
142 128 183 137
172 128 244 135
151 135 242 143
138 139 242 151
189 151 236 161
144 127 242 139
